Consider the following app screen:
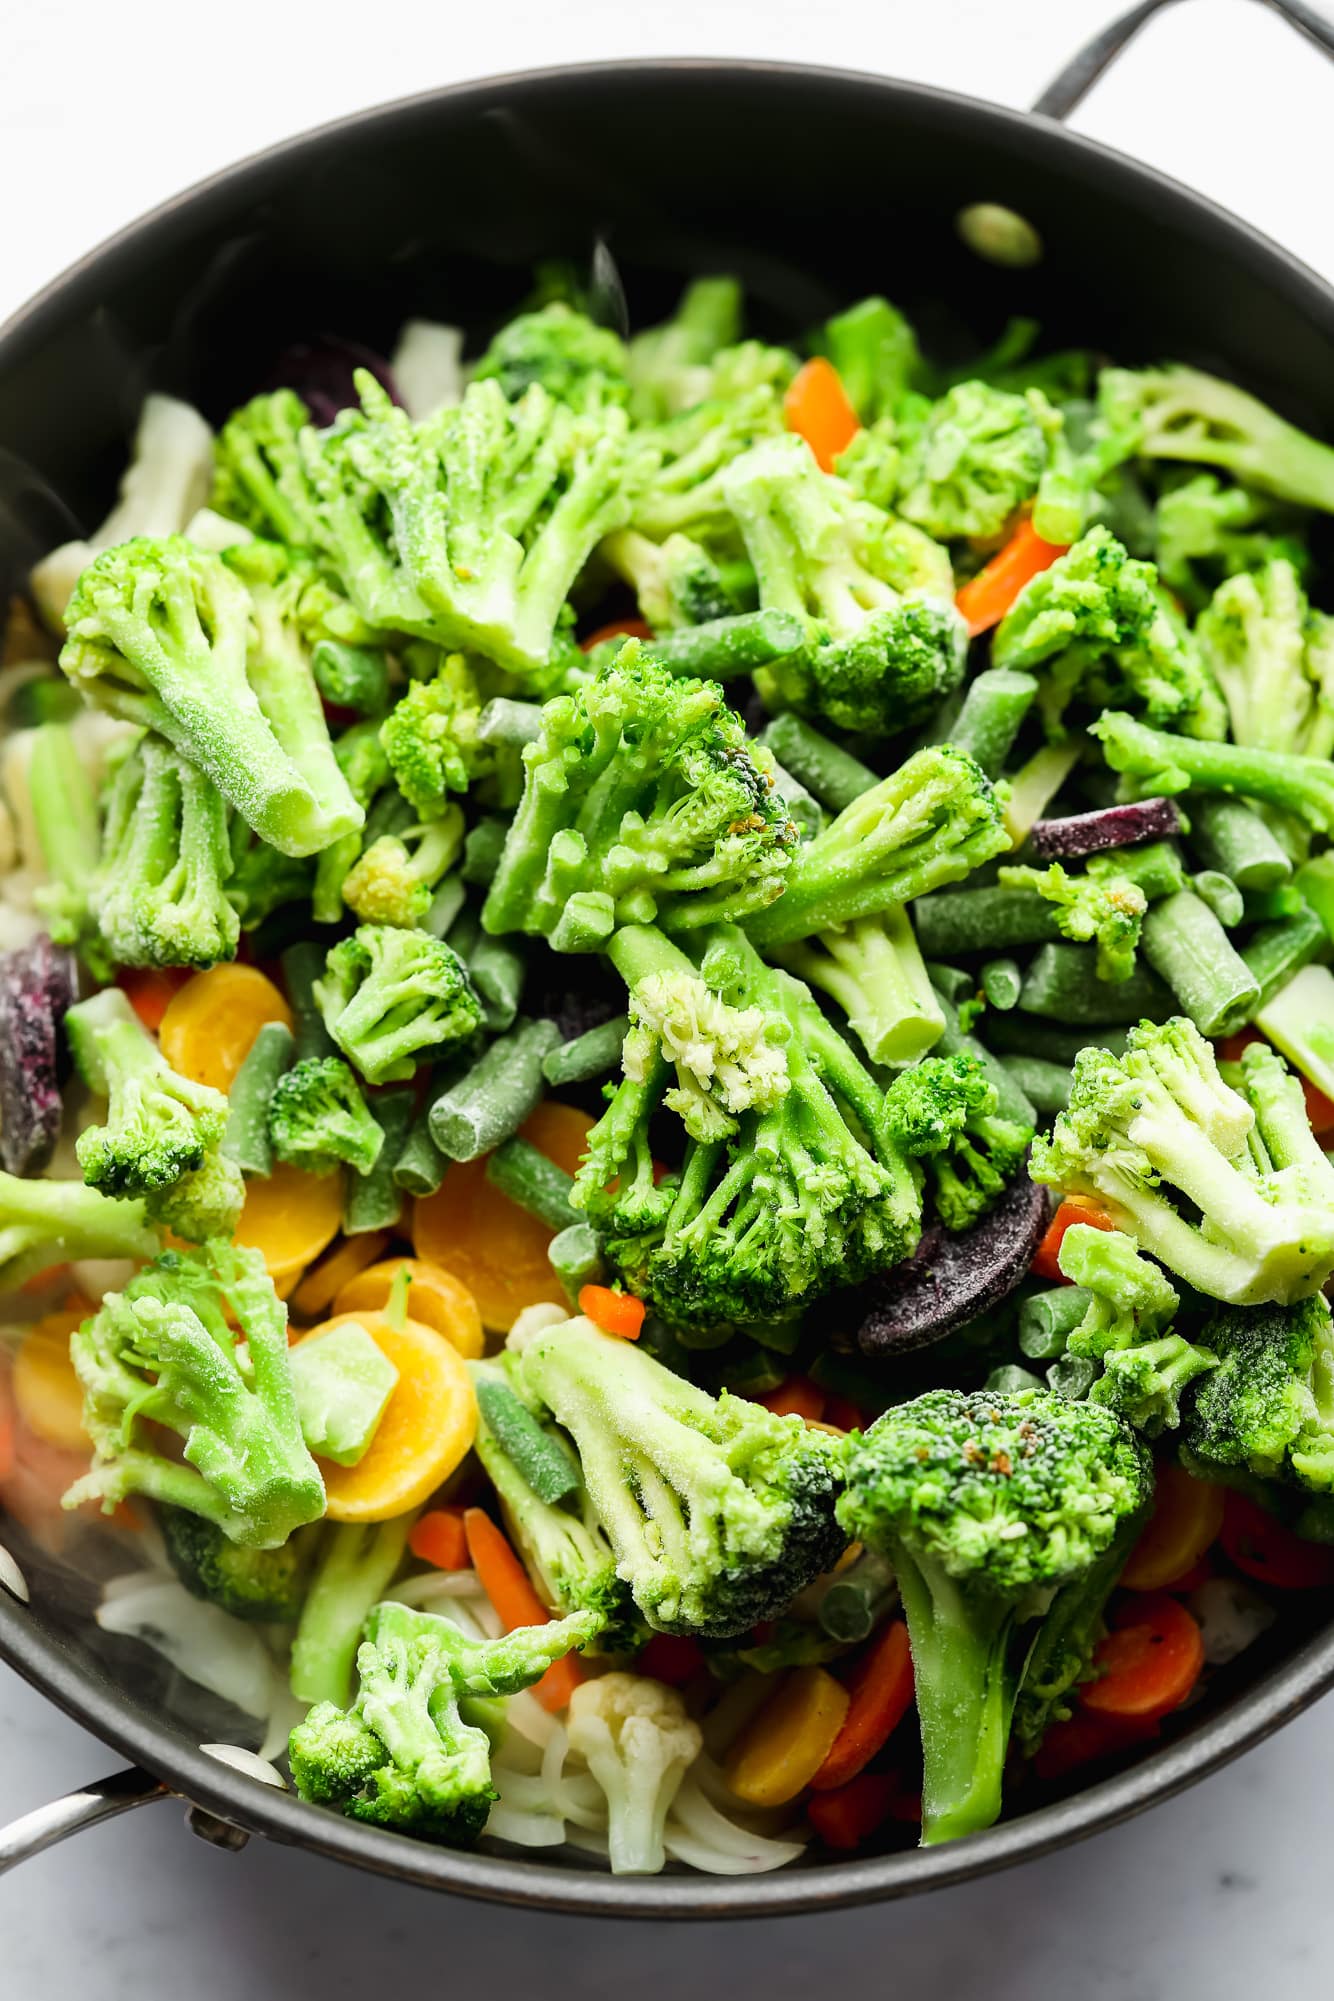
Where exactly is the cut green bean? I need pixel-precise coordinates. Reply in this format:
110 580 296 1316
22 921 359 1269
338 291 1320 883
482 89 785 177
425 874 467 940
1048 1353 1098 1400
1102 840 1187 901
1190 794 1292 891
468 934 527 1033
548 1222 604 1304
650 608 806 681
765 758 825 840
756 714 879 815
1242 885 1307 924
931 987 1037 1124
746 1316 803 1357
818 1548 899 1644
719 1345 787 1397
474 1375 580 1505
1191 869 1244 928
1019 944 1174 1024
281 941 338 1061
343 1089 415 1234
1019 1285 1092 1361
987 1364 1047 1396
1141 890 1259 1036
393 1105 449 1198
221 1020 295 1177
310 640 390 717
1000 1054 1071 1116
485 1136 581 1233
1239 905 1327 1019
461 816 511 886
922 960 975 1005
980 957 1022 1011
1295 853 1334 941
981 1013 1129 1063
543 1015 629 1087
915 887 1061 958
478 698 544 747
428 1018 561 1162
933 667 1037 778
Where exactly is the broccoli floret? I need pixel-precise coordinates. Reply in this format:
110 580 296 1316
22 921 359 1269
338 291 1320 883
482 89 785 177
160 1503 311 1620
1032 1023 1334 1305
1093 707 1334 837
1184 1292 1334 1493
721 434 964 738
572 924 921 1335
59 537 364 858
1030 387 1141 546
211 389 324 545
1091 1335 1220 1436
630 382 788 543
1154 473 1310 612
290 1598 600 1844
341 804 465 930
991 526 1224 739
519 1314 846 1637
1196 557 1334 760
65 988 227 1197
143 1147 245 1244
226 827 316 931
267 1056 384 1177
626 277 743 421
997 859 1147 983
894 381 1048 541
64 1242 325 1547
838 1388 1152 1843
884 1051 1034 1233
315 924 482 1085
379 656 496 815
567 1673 702 1875
1099 364 1334 511
744 744 1008 950
302 375 640 682
822 295 923 424
482 642 798 953
600 529 740 628
1054 1223 1215 1434
772 906 945 1067
472 303 629 412
472 1385 643 1652
0 1170 158 1290
833 419 902 510
92 732 239 968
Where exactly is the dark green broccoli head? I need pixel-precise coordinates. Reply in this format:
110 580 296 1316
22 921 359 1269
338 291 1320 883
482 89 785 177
159 1503 310 1620
472 303 630 411
267 1056 384 1177
761 597 966 739
1184 1294 1334 1492
315 924 482 1085
895 381 1048 541
884 1052 1033 1234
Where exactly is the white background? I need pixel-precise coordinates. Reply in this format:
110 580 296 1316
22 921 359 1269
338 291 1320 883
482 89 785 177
2 3 1334 1994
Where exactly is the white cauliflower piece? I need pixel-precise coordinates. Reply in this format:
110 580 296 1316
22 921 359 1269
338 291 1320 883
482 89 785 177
624 969 790 1141
567 1672 703 1875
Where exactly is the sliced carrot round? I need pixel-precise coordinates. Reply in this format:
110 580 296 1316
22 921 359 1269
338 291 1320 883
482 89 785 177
1121 1460 1225 1593
159 965 294 1093
289 1232 394 1322
412 1102 594 1333
1219 1490 1334 1590
334 1257 484 1361
297 1310 477 1522
1081 1594 1204 1723
12 1310 89 1451
236 1161 343 1282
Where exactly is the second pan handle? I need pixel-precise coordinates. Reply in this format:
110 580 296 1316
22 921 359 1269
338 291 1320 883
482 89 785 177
1032 0 1334 122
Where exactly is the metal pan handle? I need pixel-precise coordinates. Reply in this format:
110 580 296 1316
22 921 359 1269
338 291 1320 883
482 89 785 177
0 1767 168 1875
1033 0 1334 121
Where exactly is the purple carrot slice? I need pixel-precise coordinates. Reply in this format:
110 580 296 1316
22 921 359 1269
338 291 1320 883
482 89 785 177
855 1168 1049 1355
0 936 78 1175
1029 797 1182 860
264 337 401 427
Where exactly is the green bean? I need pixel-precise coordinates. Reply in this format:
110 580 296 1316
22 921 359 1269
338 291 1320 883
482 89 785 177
980 1013 1129 1063
478 698 544 747
425 874 467 939
1141 890 1258 1036
470 936 527 1033
987 1364 1047 1396
548 1222 604 1304
931 667 1037 778
1048 1353 1098 1400
1295 853 1334 941
281 941 338 1061
485 1137 581 1233
1019 1286 1092 1360
461 816 511 886
1000 1054 1071 1116
756 714 879 815
650 609 805 681
719 1344 787 1397
393 1105 450 1198
1102 840 1186 901
310 640 390 716
931 987 1037 1124
474 1376 579 1505
980 957 1022 1011
428 1018 561 1162
915 887 1061 958
1190 794 1292 891
922 960 975 1006
343 1089 415 1234
764 758 825 840
1238 905 1327 1019
543 1016 629 1088
221 1021 295 1177
1191 869 1244 928
818 1549 899 1644
1019 944 1174 1024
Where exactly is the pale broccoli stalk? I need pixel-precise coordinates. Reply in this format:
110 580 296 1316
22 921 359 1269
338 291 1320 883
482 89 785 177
59 537 364 858
341 804 465 930
998 859 1147 983
1093 709 1334 836
1196 557 1334 760
1032 1022 1334 1305
599 528 739 628
895 381 1049 540
33 395 215 629
1099 364 1334 511
472 302 629 411
566 1674 702 1875
744 744 1009 950
991 526 1225 739
0 1170 158 1290
1056 1223 1215 1435
64 1242 325 1548
772 905 945 1066
22 722 104 962
93 732 239 969
626 277 743 420
721 434 964 738
1184 1292 1334 1494
146 1149 245 1244
65 987 228 1197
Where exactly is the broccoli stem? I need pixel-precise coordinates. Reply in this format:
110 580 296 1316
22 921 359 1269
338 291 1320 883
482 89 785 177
647 609 806 681
461 816 511 885
28 722 101 943
1140 890 1258 1037
485 1137 582 1234
427 1018 561 1162
776 907 946 1067
542 1016 630 1088
1095 711 1334 835
289 1515 415 1708
926 668 1037 779
343 1088 414 1234
1255 964 1334 1101
755 715 879 815
1190 795 1293 892
221 1021 295 1179
896 1550 1017 1846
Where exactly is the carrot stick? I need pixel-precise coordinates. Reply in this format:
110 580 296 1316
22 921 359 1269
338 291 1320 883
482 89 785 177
806 1770 897 1850
1219 1491 1334 1589
638 1631 708 1687
408 1507 469 1572
464 1506 585 1712
1031 1198 1117 1282
955 519 1069 638
810 1618 914 1790
581 618 652 652
116 966 191 1032
578 1284 645 1340
783 358 861 473
1031 1708 1160 1781
1081 1594 1204 1722
758 1377 826 1424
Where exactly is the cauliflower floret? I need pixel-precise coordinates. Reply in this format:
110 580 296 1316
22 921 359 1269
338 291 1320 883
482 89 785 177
624 969 790 1141
566 1672 703 1875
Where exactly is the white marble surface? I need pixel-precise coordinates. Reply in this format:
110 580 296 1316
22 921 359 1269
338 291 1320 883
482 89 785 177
3 0 1334 1991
